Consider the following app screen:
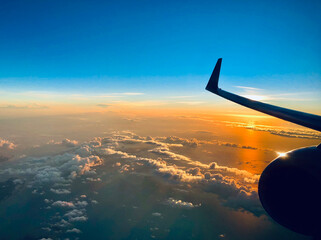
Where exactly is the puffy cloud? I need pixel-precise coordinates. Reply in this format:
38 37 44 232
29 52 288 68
99 148 136 159
86 177 101 182
187 167 202 176
50 188 71 194
61 139 79 147
0 145 104 187
148 146 191 162
64 209 87 222
0 131 264 220
52 201 75 208
47 139 78 147
54 219 71 228
98 132 262 215
66 228 81 233
0 138 16 150
120 164 131 173
167 198 201 208
75 200 88 208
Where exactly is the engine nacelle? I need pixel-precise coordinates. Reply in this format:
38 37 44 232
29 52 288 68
258 145 321 236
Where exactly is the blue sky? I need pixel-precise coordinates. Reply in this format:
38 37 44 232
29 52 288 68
0 0 320 110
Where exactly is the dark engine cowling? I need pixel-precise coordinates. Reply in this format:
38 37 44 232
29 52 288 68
258 145 321 237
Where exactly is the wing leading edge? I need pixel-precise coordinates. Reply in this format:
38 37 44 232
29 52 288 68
206 58 321 132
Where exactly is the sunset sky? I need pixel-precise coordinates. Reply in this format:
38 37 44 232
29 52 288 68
0 0 320 116
0 1 320 240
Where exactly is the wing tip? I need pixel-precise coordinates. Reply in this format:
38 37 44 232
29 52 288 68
205 58 222 93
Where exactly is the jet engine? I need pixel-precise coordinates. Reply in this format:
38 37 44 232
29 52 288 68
258 145 321 236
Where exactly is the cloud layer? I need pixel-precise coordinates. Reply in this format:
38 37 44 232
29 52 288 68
0 131 265 238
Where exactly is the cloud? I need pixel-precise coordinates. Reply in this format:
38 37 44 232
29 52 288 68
64 209 87 222
66 228 81 233
0 138 17 150
86 177 101 182
157 136 199 148
235 86 262 90
0 148 103 187
50 188 71 194
48 138 78 147
0 103 48 109
216 142 257 150
75 200 88 207
0 131 264 221
99 132 263 215
148 146 192 162
52 201 75 208
167 198 201 208
224 121 321 140
54 219 71 228
96 104 110 108
152 212 162 217
61 139 79 147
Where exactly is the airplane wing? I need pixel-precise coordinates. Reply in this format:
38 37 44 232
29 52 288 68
206 58 321 132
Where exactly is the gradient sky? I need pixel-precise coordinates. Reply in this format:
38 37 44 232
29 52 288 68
1 2 321 239
0 0 320 114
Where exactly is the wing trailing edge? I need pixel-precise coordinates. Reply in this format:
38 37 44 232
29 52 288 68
206 58 321 132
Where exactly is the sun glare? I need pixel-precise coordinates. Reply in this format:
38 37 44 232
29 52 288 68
243 95 268 101
277 152 287 158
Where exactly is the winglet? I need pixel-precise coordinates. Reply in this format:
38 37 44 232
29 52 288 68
205 58 222 93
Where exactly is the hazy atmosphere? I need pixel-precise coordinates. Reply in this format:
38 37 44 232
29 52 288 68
0 0 320 239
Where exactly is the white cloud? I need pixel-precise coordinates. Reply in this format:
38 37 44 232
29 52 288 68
86 177 101 182
53 219 70 228
64 209 87 222
167 198 201 208
52 201 75 208
66 228 81 233
75 200 88 208
50 188 71 194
